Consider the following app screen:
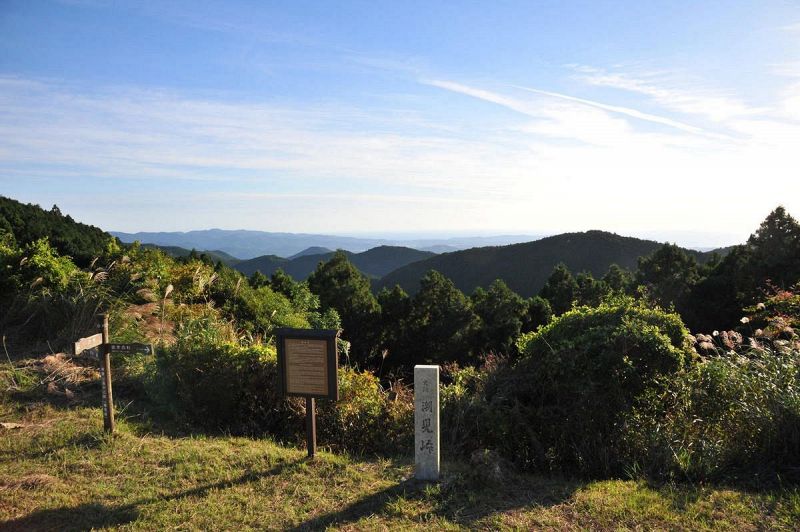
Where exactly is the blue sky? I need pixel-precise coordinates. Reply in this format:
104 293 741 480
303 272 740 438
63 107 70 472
1 0 799 246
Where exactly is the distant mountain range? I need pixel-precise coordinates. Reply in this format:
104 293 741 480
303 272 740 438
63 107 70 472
110 229 542 259
376 230 726 297
140 244 242 266
234 246 435 280
288 246 333 259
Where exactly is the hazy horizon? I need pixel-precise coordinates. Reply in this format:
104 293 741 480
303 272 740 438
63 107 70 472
109 223 745 250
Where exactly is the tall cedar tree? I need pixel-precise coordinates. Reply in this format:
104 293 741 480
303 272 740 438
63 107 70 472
539 263 578 315
603 263 633 294
521 296 552 333
406 270 479 366
636 243 699 314
307 251 380 367
575 272 609 307
376 285 413 372
688 206 800 331
471 279 527 356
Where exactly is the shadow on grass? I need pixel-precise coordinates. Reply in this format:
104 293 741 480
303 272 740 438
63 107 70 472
287 477 426 531
290 467 582 530
0 432 106 464
0 460 299 532
0 502 138 532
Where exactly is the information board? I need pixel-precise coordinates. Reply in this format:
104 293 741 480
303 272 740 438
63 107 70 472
285 338 329 396
276 328 339 401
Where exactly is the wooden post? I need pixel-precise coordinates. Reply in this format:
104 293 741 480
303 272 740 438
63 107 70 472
100 313 115 434
305 397 316 458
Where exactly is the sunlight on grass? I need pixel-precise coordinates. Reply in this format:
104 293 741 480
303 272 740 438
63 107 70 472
1 388 799 531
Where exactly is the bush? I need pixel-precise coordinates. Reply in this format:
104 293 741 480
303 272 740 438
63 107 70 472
441 297 694 476
318 368 413 454
149 317 412 454
150 341 302 438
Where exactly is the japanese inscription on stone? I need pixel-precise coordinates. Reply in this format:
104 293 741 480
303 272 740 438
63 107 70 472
285 338 329 396
414 365 440 481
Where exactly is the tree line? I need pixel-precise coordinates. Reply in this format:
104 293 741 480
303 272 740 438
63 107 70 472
257 207 800 376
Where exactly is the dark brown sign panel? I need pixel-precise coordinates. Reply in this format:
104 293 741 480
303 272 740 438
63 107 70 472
107 343 154 355
276 328 338 401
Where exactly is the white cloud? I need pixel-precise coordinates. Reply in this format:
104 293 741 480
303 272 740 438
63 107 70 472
1 74 798 240
576 68 760 122
512 85 710 136
427 78 710 136
783 83 800 119
423 80 532 116
770 62 800 78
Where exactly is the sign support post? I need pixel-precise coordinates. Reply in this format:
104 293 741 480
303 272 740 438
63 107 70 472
100 313 115 434
305 397 316 458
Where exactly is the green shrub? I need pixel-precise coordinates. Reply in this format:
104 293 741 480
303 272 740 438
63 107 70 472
149 341 301 437
624 341 800 482
318 367 413 454
441 297 694 476
149 325 413 454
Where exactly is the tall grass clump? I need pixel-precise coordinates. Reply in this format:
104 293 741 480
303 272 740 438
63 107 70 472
0 238 113 353
623 288 800 482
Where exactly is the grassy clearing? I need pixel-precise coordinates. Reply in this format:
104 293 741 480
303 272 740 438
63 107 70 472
1 365 799 531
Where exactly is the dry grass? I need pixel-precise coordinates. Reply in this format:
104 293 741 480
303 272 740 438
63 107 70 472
37 354 98 386
123 302 176 345
0 474 60 492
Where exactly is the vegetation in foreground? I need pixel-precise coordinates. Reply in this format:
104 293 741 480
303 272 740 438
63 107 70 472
1 401 799 531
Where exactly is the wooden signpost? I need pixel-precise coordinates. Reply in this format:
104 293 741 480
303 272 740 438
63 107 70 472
107 343 154 355
72 314 154 434
73 333 103 358
276 328 339 458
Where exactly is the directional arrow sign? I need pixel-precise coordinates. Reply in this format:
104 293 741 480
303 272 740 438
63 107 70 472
107 343 154 355
74 333 103 356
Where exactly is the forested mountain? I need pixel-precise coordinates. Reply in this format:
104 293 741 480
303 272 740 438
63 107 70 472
0 196 114 266
376 230 719 297
289 247 333 259
349 246 436 278
141 244 242 266
235 245 434 280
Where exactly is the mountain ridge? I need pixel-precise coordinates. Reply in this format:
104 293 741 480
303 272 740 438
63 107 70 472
375 230 726 297
234 245 435 280
110 229 542 259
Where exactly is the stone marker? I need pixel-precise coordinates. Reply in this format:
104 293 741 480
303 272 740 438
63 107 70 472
414 365 440 481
